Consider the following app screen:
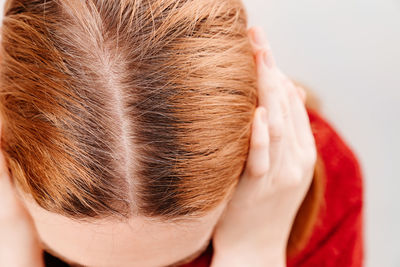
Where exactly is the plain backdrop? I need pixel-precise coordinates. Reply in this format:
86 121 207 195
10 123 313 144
0 0 399 266
242 0 400 266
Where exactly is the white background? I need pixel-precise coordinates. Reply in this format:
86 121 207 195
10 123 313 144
1 0 399 266
243 0 400 266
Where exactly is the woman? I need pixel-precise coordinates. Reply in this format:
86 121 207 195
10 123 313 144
0 0 364 266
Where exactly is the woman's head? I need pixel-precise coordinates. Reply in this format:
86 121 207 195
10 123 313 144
0 0 256 265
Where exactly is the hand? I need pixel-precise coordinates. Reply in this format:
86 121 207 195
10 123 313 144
0 148 44 267
211 27 317 267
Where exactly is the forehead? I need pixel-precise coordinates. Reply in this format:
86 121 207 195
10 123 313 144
22 196 225 267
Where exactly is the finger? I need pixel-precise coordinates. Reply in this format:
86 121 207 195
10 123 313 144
255 50 295 143
296 85 307 104
0 153 24 227
230 107 270 207
249 29 298 110
249 26 289 132
0 149 44 267
264 82 286 184
279 74 306 104
248 26 276 68
0 149 16 207
254 47 286 115
0 149 26 220
291 80 308 104
288 83 315 148
254 49 270 108
247 27 257 55
254 56 299 187
278 73 299 142
242 106 270 179
252 36 286 113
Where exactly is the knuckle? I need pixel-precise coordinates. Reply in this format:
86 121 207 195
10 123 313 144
287 166 303 187
281 176 302 189
277 168 303 189
310 148 318 165
251 136 269 150
288 167 303 186
304 146 318 167
268 118 284 142
245 163 267 179
269 131 283 143
289 175 303 187
298 141 317 166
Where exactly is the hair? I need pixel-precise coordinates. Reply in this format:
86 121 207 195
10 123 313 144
0 0 325 257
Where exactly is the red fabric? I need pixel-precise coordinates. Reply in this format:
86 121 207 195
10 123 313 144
181 108 365 267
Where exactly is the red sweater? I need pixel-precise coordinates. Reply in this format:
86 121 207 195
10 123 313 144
181 108 365 267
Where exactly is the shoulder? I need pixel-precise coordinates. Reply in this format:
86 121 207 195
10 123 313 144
288 107 364 267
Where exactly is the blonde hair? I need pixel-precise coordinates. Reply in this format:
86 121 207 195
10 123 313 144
0 0 324 256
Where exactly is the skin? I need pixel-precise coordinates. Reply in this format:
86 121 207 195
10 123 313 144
0 26 314 267
17 193 227 267
211 26 315 267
